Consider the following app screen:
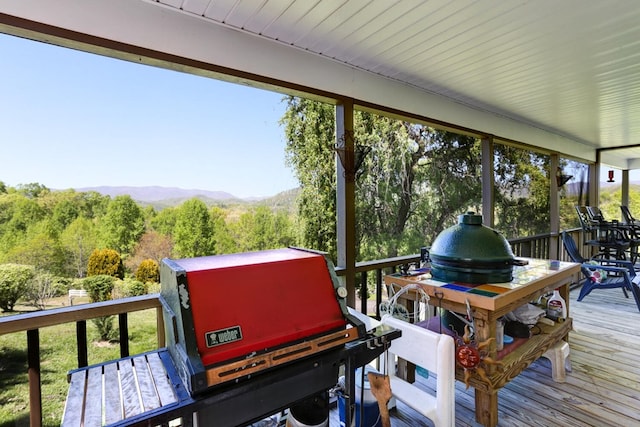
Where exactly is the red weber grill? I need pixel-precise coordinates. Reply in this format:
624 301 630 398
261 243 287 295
159 247 400 426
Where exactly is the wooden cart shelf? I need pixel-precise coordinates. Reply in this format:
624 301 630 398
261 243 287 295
460 317 573 393
384 258 580 427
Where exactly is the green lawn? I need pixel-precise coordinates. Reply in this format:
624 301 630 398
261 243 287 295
0 299 159 427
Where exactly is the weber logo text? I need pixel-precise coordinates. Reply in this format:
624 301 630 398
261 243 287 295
205 326 243 348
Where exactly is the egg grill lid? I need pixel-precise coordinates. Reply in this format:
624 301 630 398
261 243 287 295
429 212 527 284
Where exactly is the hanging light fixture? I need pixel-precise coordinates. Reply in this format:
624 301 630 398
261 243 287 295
607 170 615 183
555 167 573 187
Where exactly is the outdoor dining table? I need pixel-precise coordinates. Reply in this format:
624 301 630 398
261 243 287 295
384 258 580 427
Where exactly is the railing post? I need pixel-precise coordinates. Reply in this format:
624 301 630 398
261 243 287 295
77 320 87 368
27 329 42 427
375 268 383 320
360 271 368 314
119 313 129 357
157 306 166 348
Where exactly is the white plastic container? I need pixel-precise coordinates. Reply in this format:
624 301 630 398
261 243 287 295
546 290 567 319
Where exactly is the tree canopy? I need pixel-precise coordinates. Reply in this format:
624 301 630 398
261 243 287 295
281 96 573 261
281 97 483 260
99 195 145 256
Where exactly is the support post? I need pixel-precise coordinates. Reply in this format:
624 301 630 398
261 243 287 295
591 156 599 207
622 169 630 211
336 99 356 307
550 154 560 259
481 136 494 227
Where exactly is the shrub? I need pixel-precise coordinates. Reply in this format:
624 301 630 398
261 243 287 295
135 259 159 284
82 274 116 341
87 249 124 279
114 278 147 298
82 275 115 302
147 282 161 294
24 272 67 310
92 316 117 342
127 279 147 297
0 264 35 312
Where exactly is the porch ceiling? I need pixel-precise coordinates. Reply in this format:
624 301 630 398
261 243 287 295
2 0 640 169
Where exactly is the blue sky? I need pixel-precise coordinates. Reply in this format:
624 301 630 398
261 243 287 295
0 33 298 199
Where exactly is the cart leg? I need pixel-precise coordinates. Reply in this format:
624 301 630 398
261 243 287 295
475 390 498 427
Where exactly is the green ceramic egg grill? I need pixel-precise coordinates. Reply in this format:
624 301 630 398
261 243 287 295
429 212 527 284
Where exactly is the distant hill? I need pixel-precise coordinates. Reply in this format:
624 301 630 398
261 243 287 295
562 180 640 195
72 185 299 212
75 186 240 202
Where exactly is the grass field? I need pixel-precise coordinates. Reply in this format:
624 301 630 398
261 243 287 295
0 297 159 427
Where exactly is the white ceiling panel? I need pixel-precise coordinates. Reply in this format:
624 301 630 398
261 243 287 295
4 0 640 168
148 0 640 167
181 0 210 16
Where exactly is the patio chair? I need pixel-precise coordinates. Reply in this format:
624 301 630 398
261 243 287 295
620 205 640 238
621 205 640 227
587 206 640 263
561 231 640 312
621 205 640 248
575 206 629 260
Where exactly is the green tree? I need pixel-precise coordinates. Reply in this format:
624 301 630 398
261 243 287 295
83 274 115 302
230 205 295 252
356 118 482 259
16 182 49 198
4 223 69 276
50 198 80 235
87 248 125 279
5 196 46 235
78 191 111 219
99 195 145 256
173 199 214 258
118 277 147 297
60 217 98 278
282 97 338 258
150 206 178 236
210 206 237 254
494 145 550 239
281 97 483 261
0 263 35 312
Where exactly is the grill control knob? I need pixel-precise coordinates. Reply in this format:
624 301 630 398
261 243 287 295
337 286 348 298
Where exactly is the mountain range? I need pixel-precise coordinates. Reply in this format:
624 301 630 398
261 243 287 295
75 186 242 202
74 186 299 212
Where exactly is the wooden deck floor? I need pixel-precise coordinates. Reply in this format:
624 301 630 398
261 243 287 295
330 286 640 427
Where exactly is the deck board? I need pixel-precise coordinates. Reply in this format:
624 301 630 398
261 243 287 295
329 286 640 426
84 366 103 427
133 355 162 412
61 370 86 427
104 362 122 425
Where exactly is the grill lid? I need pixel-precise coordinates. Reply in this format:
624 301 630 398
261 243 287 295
429 212 527 283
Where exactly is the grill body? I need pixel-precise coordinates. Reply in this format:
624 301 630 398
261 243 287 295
160 247 357 394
